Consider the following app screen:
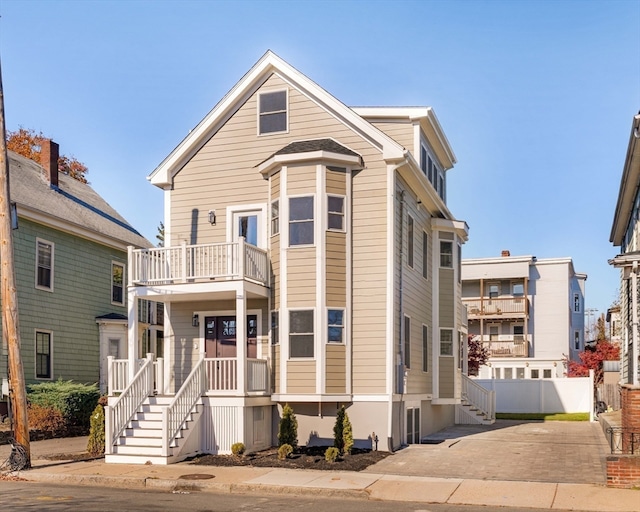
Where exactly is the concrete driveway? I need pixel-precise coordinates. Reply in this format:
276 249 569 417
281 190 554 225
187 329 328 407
364 420 609 484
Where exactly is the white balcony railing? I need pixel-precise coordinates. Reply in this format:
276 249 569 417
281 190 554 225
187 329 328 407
203 357 269 393
129 239 268 286
463 296 528 316
481 336 530 357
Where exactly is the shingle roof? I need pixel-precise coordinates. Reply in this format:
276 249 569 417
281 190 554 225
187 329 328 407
274 138 360 157
8 151 151 249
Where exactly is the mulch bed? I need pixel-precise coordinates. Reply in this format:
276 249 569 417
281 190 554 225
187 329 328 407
191 446 388 471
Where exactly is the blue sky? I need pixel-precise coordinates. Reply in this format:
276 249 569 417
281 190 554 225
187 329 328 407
0 0 638 319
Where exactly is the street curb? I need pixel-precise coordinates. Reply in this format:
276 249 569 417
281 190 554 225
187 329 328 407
20 472 373 501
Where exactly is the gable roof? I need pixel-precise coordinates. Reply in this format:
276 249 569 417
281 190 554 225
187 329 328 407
148 51 406 187
9 151 151 250
610 113 640 246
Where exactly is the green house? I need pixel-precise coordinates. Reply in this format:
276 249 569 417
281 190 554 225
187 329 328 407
0 140 151 403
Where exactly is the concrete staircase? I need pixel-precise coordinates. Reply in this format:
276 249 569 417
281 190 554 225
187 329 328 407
106 396 201 465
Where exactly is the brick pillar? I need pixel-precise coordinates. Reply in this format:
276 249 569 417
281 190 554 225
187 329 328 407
620 384 640 453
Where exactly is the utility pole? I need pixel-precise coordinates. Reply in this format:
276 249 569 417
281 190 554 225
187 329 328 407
0 57 30 466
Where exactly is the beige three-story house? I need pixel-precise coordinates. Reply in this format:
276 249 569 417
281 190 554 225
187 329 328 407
105 51 470 464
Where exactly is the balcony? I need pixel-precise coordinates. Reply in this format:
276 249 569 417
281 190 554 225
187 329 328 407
129 239 269 287
478 335 531 358
463 296 528 319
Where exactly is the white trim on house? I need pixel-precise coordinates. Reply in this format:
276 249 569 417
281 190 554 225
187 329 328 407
111 261 125 307
317 164 325 394
225 203 268 249
35 237 54 292
149 51 405 188
256 88 289 137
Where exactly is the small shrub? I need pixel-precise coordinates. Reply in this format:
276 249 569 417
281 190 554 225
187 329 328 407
86 404 105 456
277 443 293 460
277 404 298 448
231 442 245 456
28 403 66 436
333 405 353 455
27 380 99 431
325 446 339 463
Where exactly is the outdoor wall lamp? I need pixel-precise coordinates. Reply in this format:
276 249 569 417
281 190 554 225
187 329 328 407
208 210 216 225
192 314 199 327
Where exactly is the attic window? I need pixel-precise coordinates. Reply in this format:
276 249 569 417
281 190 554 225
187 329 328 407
259 90 287 134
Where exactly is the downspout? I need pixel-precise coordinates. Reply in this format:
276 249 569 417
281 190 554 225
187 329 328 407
386 158 408 453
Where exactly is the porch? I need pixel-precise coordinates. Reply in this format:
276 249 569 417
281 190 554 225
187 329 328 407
479 335 530 357
463 296 529 318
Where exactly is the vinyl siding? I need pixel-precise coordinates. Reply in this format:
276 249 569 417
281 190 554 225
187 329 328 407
326 167 347 195
287 164 316 195
439 269 455 327
325 343 346 393
369 121 414 152
287 360 316 393
271 237 280 308
287 248 316 305
273 345 280 393
1 218 128 384
326 231 346 306
439 356 455 398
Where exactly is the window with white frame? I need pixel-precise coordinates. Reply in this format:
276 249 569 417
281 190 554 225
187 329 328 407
573 293 581 313
289 310 314 358
422 231 428 279
440 329 453 356
488 283 500 298
327 195 345 231
289 196 314 246
512 282 524 296
407 215 414 268
531 369 540 379
271 311 279 345
271 200 280 236
420 145 428 176
112 262 125 306
258 90 287 134
327 309 344 343
36 239 54 291
422 325 428 372
404 315 411 368
543 369 552 378
440 241 453 268
35 330 52 379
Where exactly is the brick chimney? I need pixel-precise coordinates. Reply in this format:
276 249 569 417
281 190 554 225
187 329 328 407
501 250 511 257
40 139 59 188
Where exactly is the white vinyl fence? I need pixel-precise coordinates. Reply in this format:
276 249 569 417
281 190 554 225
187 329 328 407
474 371 594 420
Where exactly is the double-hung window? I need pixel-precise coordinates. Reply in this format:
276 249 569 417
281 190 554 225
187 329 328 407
573 293 581 313
440 329 453 356
422 325 429 372
36 330 52 379
112 262 125 306
258 90 287 134
289 196 314 245
407 215 414 268
327 309 344 343
271 311 279 345
328 196 345 231
440 241 453 268
289 310 314 358
271 200 280 236
404 315 411 368
36 239 54 291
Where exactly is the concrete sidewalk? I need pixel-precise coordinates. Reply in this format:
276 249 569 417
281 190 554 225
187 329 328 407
1 436 638 512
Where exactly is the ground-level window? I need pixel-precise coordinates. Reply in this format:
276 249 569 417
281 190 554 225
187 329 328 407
543 369 552 378
531 369 540 379
36 331 52 379
289 310 314 357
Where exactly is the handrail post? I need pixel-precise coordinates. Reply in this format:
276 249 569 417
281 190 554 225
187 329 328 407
146 353 154 394
181 241 187 283
161 407 169 457
238 237 245 279
107 356 114 396
156 357 164 395
105 405 113 454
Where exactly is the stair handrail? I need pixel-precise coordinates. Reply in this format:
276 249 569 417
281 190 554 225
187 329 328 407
461 374 496 421
162 356 206 457
107 354 155 448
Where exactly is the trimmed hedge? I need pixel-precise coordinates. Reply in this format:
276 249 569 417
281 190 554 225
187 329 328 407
27 380 100 431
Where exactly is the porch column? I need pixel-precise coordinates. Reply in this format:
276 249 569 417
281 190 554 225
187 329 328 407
127 288 138 381
236 287 247 395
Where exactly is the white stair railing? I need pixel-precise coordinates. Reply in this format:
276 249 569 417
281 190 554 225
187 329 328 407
162 357 206 457
461 374 495 421
106 354 154 452
107 357 129 395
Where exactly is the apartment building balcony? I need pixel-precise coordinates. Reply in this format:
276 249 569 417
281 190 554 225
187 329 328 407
479 335 531 358
463 296 529 319
129 239 269 290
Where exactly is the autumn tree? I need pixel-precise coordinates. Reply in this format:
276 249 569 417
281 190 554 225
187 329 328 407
566 340 620 386
467 334 490 376
7 128 88 183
